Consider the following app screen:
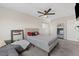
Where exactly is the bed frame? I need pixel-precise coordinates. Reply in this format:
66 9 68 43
11 30 24 43
28 42 59 56
48 42 59 56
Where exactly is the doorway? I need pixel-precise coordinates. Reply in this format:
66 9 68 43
57 23 64 39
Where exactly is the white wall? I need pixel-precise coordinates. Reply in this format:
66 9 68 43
50 21 57 39
51 15 79 42
0 5 77 42
51 15 75 40
67 19 79 41
51 18 66 39
52 15 79 42
0 7 41 40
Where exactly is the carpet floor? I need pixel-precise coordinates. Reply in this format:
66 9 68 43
21 39 79 56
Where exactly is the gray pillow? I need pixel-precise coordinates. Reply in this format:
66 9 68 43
0 45 19 56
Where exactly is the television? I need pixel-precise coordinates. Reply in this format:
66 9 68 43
75 3 79 19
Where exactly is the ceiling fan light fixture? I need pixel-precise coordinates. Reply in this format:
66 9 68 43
44 15 48 18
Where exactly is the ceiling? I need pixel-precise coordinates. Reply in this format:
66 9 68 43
0 3 76 20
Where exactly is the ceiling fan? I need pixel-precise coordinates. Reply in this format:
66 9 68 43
37 8 55 17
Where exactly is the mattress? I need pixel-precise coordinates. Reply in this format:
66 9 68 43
27 35 58 52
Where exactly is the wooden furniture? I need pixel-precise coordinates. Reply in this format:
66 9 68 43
11 30 24 43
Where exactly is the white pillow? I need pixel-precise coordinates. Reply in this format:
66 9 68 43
0 39 6 48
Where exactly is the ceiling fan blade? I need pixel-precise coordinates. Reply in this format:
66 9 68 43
38 15 44 17
44 8 52 15
47 8 51 13
37 11 44 14
44 10 47 12
47 13 55 15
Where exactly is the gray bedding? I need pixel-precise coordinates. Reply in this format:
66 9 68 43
0 45 20 56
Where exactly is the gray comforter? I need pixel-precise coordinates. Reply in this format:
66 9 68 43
0 45 20 56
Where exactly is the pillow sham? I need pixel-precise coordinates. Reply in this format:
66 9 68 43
27 32 32 36
27 31 39 36
32 32 39 36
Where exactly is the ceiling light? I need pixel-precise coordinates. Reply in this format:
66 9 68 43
44 15 48 18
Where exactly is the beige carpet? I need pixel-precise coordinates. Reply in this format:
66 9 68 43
21 39 79 56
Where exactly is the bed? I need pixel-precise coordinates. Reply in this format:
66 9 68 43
26 35 58 56
25 28 58 55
